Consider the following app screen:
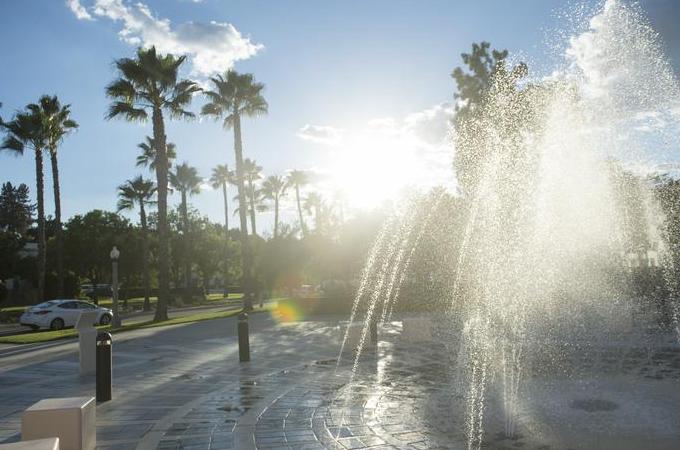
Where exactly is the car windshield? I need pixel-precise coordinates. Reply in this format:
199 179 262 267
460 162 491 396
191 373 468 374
33 301 57 309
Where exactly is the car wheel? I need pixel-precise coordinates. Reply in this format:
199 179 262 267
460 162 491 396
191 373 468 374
99 314 112 326
50 318 65 331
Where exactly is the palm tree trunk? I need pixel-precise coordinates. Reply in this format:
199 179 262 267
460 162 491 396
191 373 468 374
152 107 169 321
248 178 257 236
140 202 151 312
222 182 229 232
274 195 279 239
221 181 230 297
295 185 307 237
49 149 65 297
181 190 191 291
35 148 46 301
233 112 253 304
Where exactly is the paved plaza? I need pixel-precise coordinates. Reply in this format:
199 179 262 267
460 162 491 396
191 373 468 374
1 313 680 450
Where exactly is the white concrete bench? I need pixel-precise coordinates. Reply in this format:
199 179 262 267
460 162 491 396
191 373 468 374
22 397 95 450
0 439 59 450
402 317 432 342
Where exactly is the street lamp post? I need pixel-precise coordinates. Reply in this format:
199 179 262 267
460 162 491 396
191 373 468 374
110 246 121 328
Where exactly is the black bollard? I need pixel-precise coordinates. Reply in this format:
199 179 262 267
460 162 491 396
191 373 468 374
238 312 250 362
96 331 112 402
370 319 378 345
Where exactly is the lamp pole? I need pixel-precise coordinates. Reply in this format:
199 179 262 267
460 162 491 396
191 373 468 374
110 246 121 328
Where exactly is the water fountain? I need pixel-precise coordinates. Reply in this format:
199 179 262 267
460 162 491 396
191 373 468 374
338 1 680 448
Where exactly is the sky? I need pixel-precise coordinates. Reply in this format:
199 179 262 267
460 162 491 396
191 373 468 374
1 0 680 235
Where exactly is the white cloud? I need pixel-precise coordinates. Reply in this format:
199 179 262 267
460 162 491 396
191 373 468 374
68 0 262 77
296 103 457 209
297 124 344 145
367 117 397 130
66 0 94 20
403 103 455 145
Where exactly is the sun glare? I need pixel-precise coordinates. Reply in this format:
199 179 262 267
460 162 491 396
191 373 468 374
327 131 422 210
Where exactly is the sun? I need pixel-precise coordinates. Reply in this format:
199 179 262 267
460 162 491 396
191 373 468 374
327 131 421 210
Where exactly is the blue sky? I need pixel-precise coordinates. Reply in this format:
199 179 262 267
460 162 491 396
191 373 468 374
1 0 679 234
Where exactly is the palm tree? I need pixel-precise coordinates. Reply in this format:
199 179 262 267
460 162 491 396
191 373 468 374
169 162 202 290
1 107 48 300
210 164 235 232
287 170 309 237
232 191 267 222
261 175 287 239
243 158 262 235
304 191 324 232
201 71 268 303
210 164 234 297
117 176 156 311
106 46 200 321
136 136 177 171
32 95 78 297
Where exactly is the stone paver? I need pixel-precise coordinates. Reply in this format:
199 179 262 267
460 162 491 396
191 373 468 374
2 314 680 449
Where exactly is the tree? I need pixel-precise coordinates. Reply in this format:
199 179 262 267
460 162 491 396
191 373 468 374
451 42 528 196
0 177 33 301
137 136 177 171
63 210 133 303
210 164 234 296
287 170 309 238
169 162 202 289
1 106 48 300
192 219 229 293
243 158 262 235
33 95 78 297
117 176 156 311
232 191 266 221
201 70 268 303
304 191 324 232
0 182 34 235
106 46 200 321
261 175 287 239
210 164 234 232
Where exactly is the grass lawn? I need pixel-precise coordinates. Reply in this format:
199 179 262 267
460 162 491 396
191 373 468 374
0 293 245 323
97 292 243 309
0 301 278 345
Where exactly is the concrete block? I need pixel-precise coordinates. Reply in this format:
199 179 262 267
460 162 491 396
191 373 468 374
0 439 59 450
22 397 95 450
76 312 98 376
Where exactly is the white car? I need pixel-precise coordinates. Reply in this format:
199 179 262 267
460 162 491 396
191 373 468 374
20 300 113 331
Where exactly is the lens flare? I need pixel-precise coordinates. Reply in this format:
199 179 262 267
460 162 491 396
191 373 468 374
271 300 305 323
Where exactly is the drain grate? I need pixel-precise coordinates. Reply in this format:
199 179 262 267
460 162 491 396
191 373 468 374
570 398 619 412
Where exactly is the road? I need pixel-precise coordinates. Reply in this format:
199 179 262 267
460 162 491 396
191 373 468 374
0 300 243 338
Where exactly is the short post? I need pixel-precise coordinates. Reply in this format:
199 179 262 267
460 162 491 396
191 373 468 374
238 312 250 362
370 318 378 345
96 332 112 402
110 246 121 328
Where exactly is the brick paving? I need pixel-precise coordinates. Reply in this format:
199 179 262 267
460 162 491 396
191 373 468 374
1 314 680 449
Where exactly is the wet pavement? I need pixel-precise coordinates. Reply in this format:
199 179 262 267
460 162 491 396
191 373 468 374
1 314 680 449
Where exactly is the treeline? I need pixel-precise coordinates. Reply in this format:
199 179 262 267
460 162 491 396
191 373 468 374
0 185 385 306
0 47 346 319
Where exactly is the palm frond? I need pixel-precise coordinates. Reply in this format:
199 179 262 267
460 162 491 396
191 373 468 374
106 78 138 101
170 162 202 196
106 102 148 121
0 135 25 155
